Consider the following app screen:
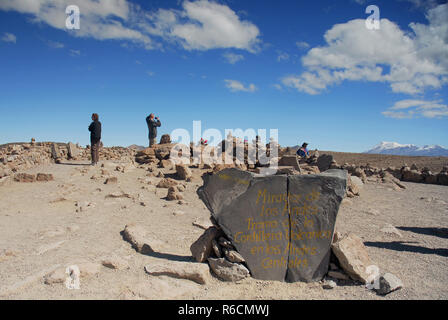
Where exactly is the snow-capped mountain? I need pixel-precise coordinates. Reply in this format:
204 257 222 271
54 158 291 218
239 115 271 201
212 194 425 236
365 142 448 156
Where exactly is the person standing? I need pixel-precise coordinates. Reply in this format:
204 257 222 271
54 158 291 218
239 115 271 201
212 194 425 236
146 113 161 148
88 113 102 165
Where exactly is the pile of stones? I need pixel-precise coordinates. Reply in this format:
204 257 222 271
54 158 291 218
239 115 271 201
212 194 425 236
190 225 250 282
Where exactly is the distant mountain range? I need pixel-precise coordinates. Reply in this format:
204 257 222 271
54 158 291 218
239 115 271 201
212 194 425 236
364 142 448 156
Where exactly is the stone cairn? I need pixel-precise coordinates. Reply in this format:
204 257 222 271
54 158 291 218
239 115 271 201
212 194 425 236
0 139 136 185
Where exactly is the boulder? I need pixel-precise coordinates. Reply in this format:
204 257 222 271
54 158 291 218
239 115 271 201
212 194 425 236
104 177 118 184
156 178 178 188
207 258 250 282
122 224 166 254
198 168 347 282
223 248 245 263
36 173 54 182
402 169 424 183
159 134 171 145
51 143 61 160
331 233 373 284
376 273 403 295
67 142 79 159
176 164 192 180
144 261 211 285
160 159 174 169
167 186 183 201
316 154 334 173
190 227 223 263
437 171 448 186
14 173 35 183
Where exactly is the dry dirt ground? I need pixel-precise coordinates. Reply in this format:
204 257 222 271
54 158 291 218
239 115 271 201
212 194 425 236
0 160 447 300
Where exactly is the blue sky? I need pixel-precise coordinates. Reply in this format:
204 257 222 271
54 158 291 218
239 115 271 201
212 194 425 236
0 0 447 152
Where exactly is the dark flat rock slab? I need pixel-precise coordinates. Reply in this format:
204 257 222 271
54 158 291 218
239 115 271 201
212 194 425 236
198 168 347 282
286 169 347 282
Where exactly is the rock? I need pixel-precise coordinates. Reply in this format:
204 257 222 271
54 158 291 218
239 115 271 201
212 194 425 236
176 164 192 180
211 239 222 258
43 267 67 285
402 169 424 183
327 270 350 280
78 262 101 277
192 218 214 230
223 248 245 263
437 171 448 186
51 143 61 159
207 258 250 282
350 175 364 191
380 224 402 237
36 173 54 182
424 173 438 185
144 261 211 285
44 262 101 285
14 173 35 183
278 155 299 169
376 273 403 295
331 233 373 284
218 237 235 249
198 168 347 282
101 256 129 270
347 175 361 196
105 192 132 199
160 159 174 169
156 178 178 188
167 186 183 201
322 279 337 289
190 227 223 263
122 224 166 254
159 134 171 144
67 142 79 159
316 154 334 172
381 172 406 189
104 177 118 184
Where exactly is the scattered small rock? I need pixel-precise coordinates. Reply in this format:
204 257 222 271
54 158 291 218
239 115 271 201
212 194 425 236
207 258 250 282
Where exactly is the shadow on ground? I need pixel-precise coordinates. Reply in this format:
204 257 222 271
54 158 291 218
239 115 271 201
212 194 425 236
396 226 448 239
365 241 448 257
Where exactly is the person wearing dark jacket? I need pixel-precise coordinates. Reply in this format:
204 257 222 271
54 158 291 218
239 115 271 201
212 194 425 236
88 113 102 165
146 113 161 147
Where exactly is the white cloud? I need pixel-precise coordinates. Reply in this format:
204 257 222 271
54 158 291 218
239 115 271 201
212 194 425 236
1 32 16 43
222 52 244 64
224 80 257 93
277 51 290 62
296 41 309 49
47 40 64 48
70 49 81 56
146 71 155 76
0 0 261 52
282 4 448 96
144 0 261 52
382 99 448 119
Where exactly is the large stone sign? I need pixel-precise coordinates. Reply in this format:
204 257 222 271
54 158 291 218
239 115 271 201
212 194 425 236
198 168 347 282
